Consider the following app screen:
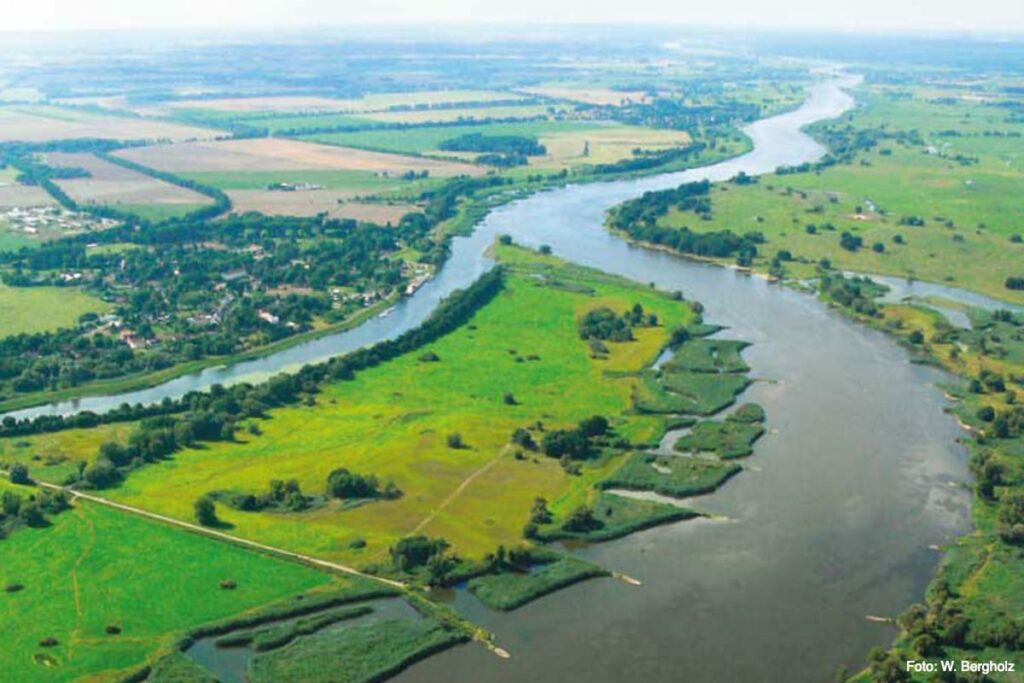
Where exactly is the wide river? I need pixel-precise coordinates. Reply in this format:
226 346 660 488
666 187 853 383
8 77 973 682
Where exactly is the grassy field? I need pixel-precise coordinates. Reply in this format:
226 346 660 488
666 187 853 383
466 556 608 610
0 280 111 338
246 618 467 683
655 86 1024 303
303 120 691 170
0 500 332 683
4 245 692 566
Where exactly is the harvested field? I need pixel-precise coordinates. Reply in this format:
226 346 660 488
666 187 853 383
0 183 56 208
46 153 213 207
360 104 567 124
536 125 692 168
228 190 419 224
114 138 483 177
154 89 528 114
520 86 652 106
0 105 222 142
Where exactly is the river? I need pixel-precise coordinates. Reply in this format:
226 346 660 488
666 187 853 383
9 76 973 682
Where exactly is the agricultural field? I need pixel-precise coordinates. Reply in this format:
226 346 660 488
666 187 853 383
5 246 694 564
653 84 1024 302
227 190 420 224
151 89 530 117
0 500 332 682
0 280 111 339
304 120 691 169
0 105 222 142
517 85 652 106
45 152 213 215
114 137 484 178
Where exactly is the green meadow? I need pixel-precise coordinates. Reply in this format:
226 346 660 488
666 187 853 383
302 120 594 155
5 245 693 566
0 281 111 339
657 86 1024 303
0 500 331 683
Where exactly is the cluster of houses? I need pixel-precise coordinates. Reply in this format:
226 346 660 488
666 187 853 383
1 206 116 236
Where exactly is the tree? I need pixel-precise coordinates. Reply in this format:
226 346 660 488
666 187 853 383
511 427 535 450
577 415 609 438
390 536 448 572
562 505 600 532
541 429 589 459
530 497 552 524
997 490 1024 544
8 463 29 485
446 433 464 449
326 468 379 499
194 495 219 527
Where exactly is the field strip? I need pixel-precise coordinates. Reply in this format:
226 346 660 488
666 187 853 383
26 478 408 590
407 445 511 538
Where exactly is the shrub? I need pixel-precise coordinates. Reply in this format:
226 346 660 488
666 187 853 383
7 463 29 485
326 468 380 499
194 496 219 527
446 433 464 449
219 580 237 590
105 625 122 635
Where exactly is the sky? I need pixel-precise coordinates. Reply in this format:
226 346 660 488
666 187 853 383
3 0 1024 34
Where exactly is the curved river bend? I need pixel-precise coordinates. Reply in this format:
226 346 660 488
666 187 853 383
12 78 972 682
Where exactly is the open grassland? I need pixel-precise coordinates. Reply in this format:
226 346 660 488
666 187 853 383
46 152 213 212
115 138 483 178
0 280 111 339
658 86 1024 302
6 246 692 565
227 190 419 224
0 500 331 683
0 105 222 142
0 423 133 484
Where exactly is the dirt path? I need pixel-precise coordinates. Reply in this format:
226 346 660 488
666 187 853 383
32 480 407 590
408 445 510 537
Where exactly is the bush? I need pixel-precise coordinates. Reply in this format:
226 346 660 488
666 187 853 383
194 496 219 527
7 463 29 485
326 468 380 499
446 433 464 449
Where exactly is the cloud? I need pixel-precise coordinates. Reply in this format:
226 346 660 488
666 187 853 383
4 0 1023 33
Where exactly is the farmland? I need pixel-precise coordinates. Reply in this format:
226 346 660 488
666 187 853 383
227 190 420 223
0 500 332 682
302 120 692 169
0 105 222 142
114 137 484 177
46 152 214 215
646 84 1024 302
154 89 530 116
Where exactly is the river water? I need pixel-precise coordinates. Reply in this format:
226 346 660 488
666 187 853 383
9 77 974 682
